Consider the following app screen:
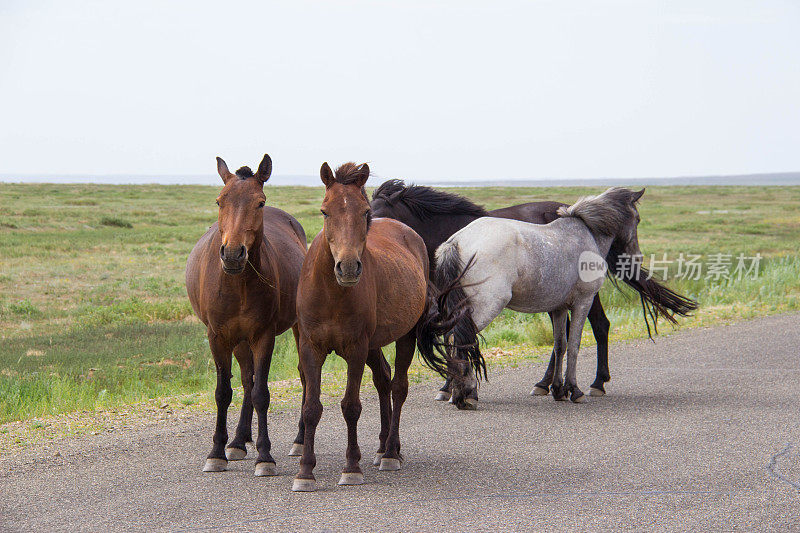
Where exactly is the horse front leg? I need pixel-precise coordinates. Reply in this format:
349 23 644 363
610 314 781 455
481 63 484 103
227 342 253 460
293 338 325 492
203 332 233 472
565 301 593 403
338 342 368 486
380 331 416 471
250 330 277 477
587 295 611 396
289 324 306 457
366 348 392 467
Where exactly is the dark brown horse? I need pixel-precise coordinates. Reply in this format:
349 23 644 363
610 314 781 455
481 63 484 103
291 162 438 492
186 154 306 476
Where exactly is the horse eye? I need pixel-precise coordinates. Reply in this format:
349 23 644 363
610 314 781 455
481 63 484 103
363 211 370 218
320 210 329 218
215 200 220 206
258 201 265 208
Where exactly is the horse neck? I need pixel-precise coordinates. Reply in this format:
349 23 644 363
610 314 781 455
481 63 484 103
589 231 615 258
421 213 481 252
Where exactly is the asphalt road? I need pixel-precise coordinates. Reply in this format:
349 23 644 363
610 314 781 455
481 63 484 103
2 313 800 532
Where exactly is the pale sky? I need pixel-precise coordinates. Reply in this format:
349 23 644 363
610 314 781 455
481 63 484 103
1 0 798 182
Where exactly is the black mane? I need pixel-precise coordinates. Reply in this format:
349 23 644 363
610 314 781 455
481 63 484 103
372 179 488 220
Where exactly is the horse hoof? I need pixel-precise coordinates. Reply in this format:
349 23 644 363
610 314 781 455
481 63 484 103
225 446 247 461
202 458 227 472
338 472 365 485
571 393 586 404
462 398 478 410
590 387 605 397
379 457 402 471
288 443 304 456
434 391 451 401
372 453 384 466
531 386 549 396
291 477 316 492
254 461 277 477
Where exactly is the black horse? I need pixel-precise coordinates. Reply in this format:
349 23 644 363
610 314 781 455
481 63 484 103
371 180 697 406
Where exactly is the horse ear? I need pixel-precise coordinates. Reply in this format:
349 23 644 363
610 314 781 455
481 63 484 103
255 154 272 184
320 162 335 188
631 188 645 202
354 163 370 188
216 157 231 184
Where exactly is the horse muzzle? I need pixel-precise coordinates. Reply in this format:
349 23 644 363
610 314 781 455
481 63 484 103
334 259 362 287
220 244 247 275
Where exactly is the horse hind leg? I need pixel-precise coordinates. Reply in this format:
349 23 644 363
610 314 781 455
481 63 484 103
564 301 593 404
227 342 253 460
532 312 563 396
451 293 508 410
549 310 569 401
587 295 611 396
434 378 452 402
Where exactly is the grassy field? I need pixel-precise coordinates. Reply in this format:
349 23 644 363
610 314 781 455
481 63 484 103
1 183 799 429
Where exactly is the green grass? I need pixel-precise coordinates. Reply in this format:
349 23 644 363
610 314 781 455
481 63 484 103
1 183 799 424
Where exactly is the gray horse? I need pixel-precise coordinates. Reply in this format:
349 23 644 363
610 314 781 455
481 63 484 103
418 187 646 408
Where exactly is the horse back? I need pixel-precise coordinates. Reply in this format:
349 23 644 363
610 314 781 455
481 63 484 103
489 201 566 225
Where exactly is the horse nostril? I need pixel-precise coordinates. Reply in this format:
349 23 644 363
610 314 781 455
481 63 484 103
219 245 225 259
355 260 363 277
335 261 343 276
237 245 246 259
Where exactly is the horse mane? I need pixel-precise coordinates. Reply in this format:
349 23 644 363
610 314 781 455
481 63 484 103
334 162 370 199
557 187 639 236
235 166 254 178
372 179 488 220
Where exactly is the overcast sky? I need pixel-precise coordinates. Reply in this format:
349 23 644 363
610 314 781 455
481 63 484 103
1 1 798 182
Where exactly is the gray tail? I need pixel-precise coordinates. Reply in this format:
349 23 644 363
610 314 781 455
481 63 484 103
416 244 486 380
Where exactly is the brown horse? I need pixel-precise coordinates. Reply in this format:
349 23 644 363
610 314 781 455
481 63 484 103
186 154 306 476
291 162 433 492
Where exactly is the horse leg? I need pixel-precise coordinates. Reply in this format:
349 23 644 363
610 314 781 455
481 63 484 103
380 331 415 471
250 331 277 477
293 338 325 492
289 324 306 457
452 292 509 410
587 295 611 396
532 312 558 396
338 344 368 485
226 341 253 460
549 310 568 401
366 348 392 467
565 301 592 403
435 378 452 402
203 333 233 472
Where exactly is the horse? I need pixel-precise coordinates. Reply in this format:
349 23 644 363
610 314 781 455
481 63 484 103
186 154 306 476
418 187 672 407
372 180 697 406
291 162 450 492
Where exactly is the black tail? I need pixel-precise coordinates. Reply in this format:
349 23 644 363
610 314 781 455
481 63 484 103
416 244 487 380
606 246 699 338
